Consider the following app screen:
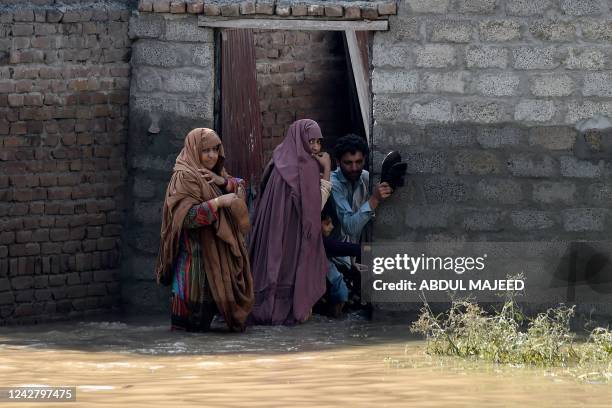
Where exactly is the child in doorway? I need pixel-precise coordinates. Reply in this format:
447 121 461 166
320 200 361 317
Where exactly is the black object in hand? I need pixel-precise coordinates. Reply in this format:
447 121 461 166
380 151 408 190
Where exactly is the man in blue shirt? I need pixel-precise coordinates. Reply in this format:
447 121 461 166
325 134 393 316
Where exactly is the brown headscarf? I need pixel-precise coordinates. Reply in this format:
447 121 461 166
155 128 254 331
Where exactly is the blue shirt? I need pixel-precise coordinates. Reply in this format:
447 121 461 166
330 168 374 245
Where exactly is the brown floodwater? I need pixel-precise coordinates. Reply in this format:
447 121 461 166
0 313 610 407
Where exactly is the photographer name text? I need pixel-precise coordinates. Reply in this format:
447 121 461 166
372 279 525 292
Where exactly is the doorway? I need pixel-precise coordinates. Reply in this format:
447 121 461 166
253 29 363 163
213 24 373 188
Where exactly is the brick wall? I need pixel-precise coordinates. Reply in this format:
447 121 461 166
0 1 131 324
253 29 354 160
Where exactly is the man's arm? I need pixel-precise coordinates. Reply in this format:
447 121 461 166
323 237 361 258
368 182 393 210
330 182 374 239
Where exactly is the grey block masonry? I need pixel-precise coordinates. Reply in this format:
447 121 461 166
124 1 612 316
372 0 612 247
126 13 215 313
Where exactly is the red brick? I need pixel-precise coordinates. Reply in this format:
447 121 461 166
291 4 307 16
50 228 70 241
3 136 23 148
344 6 361 19
13 66 39 79
27 120 43 134
240 1 256 14
138 0 154 12
13 188 34 202
361 6 379 19
0 80 15 93
274 4 289 16
39 216 55 228
8 203 29 217
35 289 52 301
102 225 122 236
15 80 33 93
39 174 57 187
16 230 32 243
85 227 101 239
307 4 324 16
30 202 45 215
61 133 77 146
220 4 240 16
31 228 49 242
378 2 397 15
10 174 39 188
88 214 106 226
325 6 343 17
170 1 186 13
0 120 8 135
70 227 86 240
45 202 60 215
153 0 171 12
58 203 75 215
8 94 24 107
62 241 81 254
9 243 40 256
57 173 80 186
96 237 116 251
187 0 204 13
68 79 88 92
0 232 15 245
93 269 115 282
255 2 274 14
67 285 88 298
69 160 82 171
23 93 43 106
47 188 72 200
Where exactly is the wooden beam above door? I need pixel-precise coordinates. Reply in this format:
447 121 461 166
197 17 388 31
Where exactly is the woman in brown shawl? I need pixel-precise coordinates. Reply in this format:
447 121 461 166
249 119 332 325
155 128 254 332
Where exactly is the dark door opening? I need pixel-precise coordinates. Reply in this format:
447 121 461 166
216 28 370 188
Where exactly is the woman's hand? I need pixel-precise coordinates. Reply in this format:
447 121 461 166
312 152 331 181
214 193 237 209
312 152 331 172
198 168 226 186
236 183 247 201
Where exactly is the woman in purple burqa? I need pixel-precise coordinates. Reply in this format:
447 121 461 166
249 119 329 325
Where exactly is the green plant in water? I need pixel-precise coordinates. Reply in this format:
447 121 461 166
581 327 612 363
411 295 611 369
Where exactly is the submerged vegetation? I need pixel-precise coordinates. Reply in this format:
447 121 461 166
410 293 612 381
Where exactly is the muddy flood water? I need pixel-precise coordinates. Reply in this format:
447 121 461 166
0 312 611 407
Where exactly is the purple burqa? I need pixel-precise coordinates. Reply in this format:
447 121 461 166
249 119 328 325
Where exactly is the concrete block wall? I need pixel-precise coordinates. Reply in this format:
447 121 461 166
371 0 612 243
125 12 215 313
0 0 131 324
